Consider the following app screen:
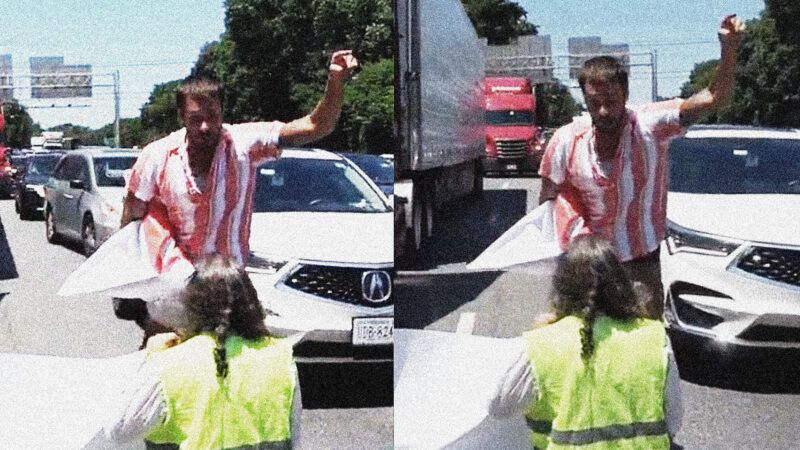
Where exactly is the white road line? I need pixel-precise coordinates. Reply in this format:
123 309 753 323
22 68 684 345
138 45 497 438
456 312 476 334
502 181 510 189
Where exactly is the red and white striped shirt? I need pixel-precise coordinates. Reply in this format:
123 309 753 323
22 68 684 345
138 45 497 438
128 122 283 267
539 101 684 261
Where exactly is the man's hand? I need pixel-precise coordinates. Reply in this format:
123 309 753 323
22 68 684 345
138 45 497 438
718 14 746 52
328 50 359 82
279 50 358 146
679 14 745 124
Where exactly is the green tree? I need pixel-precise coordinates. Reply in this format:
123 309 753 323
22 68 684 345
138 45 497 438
462 0 537 45
1 101 35 148
140 80 182 139
535 82 581 128
679 59 719 124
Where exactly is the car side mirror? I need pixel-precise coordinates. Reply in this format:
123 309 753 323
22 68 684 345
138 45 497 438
69 179 86 190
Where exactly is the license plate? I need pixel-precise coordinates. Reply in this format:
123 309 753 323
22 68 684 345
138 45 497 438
352 317 393 346
506 164 517 170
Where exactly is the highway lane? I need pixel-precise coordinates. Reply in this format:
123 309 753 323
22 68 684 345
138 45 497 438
396 175 800 449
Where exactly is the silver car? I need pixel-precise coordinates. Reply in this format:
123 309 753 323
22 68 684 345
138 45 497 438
44 148 139 255
662 125 800 350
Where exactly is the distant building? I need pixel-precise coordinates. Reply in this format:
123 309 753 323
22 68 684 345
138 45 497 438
483 35 554 84
567 37 630 79
0 54 12 102
29 56 92 99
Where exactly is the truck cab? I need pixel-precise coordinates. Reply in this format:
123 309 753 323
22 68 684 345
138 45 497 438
483 76 540 174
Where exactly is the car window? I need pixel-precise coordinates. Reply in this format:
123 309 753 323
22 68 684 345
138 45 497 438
670 137 800 194
92 156 137 187
28 155 61 177
252 157 389 213
345 154 394 185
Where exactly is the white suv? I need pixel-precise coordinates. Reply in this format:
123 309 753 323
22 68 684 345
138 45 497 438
662 125 800 349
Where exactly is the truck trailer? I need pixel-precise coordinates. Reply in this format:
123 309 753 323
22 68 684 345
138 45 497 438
394 0 486 264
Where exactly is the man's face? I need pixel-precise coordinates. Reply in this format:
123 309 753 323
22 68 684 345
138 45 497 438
583 80 628 134
181 96 223 153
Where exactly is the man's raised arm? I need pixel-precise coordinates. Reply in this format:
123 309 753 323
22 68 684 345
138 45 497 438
279 50 359 146
680 14 746 125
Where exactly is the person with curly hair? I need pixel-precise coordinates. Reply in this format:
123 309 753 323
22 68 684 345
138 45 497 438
490 235 682 449
104 254 301 449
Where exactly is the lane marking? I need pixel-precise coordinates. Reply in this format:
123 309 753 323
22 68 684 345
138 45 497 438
502 181 510 189
456 312 476 334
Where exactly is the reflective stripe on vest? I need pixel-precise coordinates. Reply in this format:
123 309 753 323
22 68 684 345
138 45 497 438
145 440 292 450
525 419 668 446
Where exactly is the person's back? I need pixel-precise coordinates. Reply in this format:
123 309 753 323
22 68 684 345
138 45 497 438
145 334 295 450
523 314 668 450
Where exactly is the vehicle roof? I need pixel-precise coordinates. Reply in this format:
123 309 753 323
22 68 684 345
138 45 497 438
683 125 800 140
280 147 347 161
65 147 140 157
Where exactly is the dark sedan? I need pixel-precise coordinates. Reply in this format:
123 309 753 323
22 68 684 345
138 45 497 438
15 152 63 220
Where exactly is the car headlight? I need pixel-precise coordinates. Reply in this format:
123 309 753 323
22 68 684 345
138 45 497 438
666 220 743 256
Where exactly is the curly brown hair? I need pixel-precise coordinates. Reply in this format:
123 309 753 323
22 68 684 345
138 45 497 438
181 254 270 377
550 235 648 360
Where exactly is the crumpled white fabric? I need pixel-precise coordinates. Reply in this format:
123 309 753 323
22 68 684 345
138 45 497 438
467 200 563 272
394 329 530 449
58 220 194 302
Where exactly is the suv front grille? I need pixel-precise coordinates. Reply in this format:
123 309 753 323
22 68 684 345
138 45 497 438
496 140 527 159
283 264 393 307
736 246 800 288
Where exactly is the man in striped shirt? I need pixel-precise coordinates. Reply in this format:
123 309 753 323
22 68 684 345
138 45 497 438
114 50 358 338
538 16 745 318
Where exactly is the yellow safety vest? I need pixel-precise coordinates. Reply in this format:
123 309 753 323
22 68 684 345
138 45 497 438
524 315 669 449
144 334 295 450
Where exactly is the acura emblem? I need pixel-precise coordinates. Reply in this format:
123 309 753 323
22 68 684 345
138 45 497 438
362 270 392 303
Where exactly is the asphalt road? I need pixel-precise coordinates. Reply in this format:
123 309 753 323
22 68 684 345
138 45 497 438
0 200 391 449
396 175 800 449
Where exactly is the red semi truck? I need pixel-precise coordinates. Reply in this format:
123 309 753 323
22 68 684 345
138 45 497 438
483 76 542 174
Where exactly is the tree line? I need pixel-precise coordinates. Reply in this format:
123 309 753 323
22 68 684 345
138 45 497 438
4 0 393 153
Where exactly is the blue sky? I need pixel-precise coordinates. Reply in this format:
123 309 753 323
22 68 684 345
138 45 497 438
517 0 766 106
1 1 226 129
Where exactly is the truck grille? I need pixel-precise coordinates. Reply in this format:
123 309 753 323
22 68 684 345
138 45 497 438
736 246 800 288
496 140 527 159
283 264 393 307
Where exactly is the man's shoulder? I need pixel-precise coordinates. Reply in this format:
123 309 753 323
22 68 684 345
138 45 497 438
141 128 186 155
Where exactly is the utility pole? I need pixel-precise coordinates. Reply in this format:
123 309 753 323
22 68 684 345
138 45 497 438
113 70 120 148
651 49 658 102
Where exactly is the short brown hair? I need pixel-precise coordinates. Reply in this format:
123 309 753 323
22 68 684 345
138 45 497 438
176 77 223 112
578 56 629 94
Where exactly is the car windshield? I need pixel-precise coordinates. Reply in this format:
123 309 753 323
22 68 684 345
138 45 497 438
252 157 389 213
485 110 535 126
28 155 61 177
670 137 800 194
93 156 137 187
342 154 394 185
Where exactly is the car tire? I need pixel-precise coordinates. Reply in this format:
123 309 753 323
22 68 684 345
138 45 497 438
14 196 20 214
45 207 61 244
19 204 32 221
82 216 98 257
